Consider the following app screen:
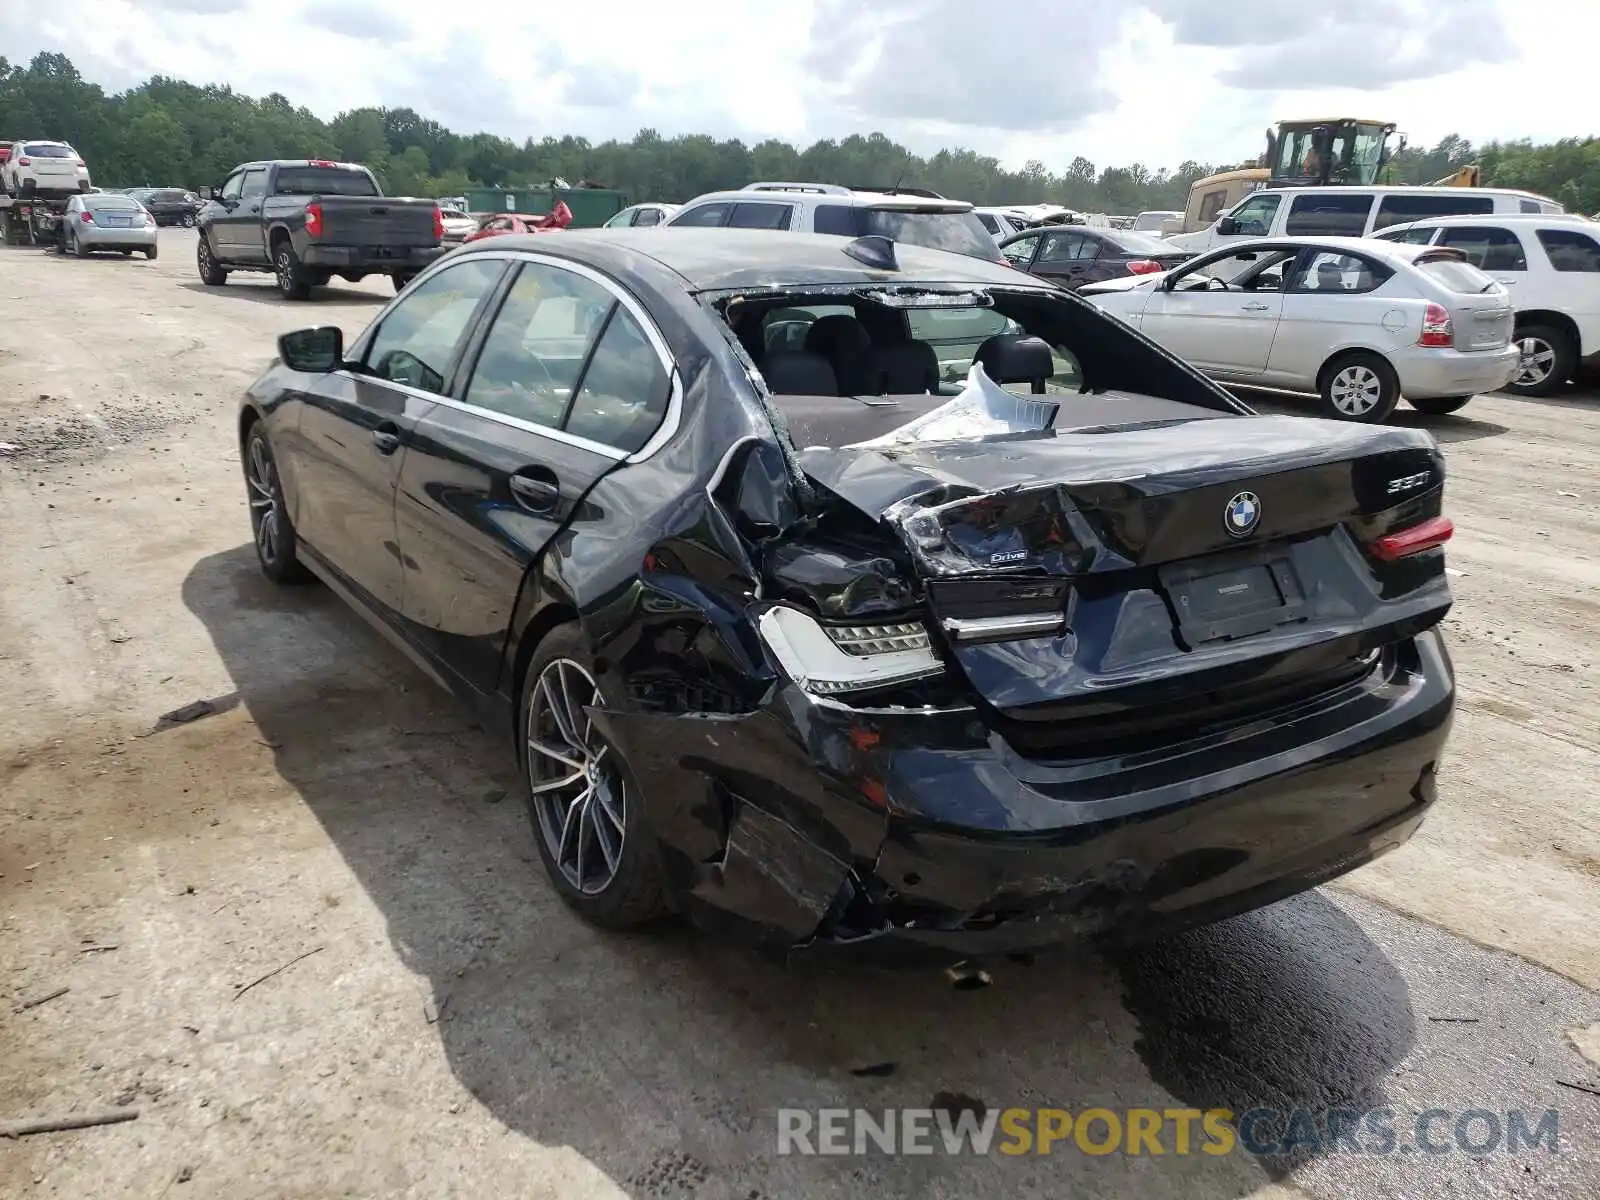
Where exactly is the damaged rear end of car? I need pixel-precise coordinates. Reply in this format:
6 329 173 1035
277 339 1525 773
578 251 1455 966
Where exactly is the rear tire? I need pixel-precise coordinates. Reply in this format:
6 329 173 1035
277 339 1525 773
197 233 227 285
273 239 313 300
144 244 158 261
392 272 416 293
181 213 196 228
1407 395 1471 416
1318 351 1400 423
519 624 668 930
71 228 89 259
1506 324 1575 397
243 422 311 585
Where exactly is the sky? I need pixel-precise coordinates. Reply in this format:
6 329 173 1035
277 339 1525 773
6 0 1598 171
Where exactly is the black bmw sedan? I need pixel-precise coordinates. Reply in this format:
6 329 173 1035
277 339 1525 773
239 228 1456 964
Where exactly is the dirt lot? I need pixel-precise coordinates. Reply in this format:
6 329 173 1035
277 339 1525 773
2 231 1598 1199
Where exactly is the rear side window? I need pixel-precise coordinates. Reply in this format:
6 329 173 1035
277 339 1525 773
1373 193 1494 229
1284 194 1373 236
273 166 378 196
565 307 673 452
1375 227 1438 245
728 202 792 230
1436 227 1527 271
975 213 999 234
1038 231 1098 262
1537 228 1600 272
813 204 862 236
1287 251 1390 294
633 207 663 227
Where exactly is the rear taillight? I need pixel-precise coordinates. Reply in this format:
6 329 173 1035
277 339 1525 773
17 157 31 167
304 201 323 238
80 210 94 224
1126 259 1163 275
75 160 85 168
432 205 444 242
1418 302 1453 348
143 212 155 227
1372 516 1454 561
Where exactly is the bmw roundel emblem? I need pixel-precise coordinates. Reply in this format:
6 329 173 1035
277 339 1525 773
1224 491 1262 538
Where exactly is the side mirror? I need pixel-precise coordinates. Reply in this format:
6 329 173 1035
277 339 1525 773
1216 216 1240 236
204 185 220 201
278 327 344 373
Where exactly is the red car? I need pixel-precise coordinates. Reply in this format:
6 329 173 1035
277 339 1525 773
463 201 572 242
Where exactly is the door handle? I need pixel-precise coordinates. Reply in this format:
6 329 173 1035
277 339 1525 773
509 472 559 512
371 422 402 456
1241 302 1271 312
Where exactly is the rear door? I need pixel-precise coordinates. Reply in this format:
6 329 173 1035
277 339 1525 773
728 201 794 230
669 201 732 227
286 257 508 615
1029 229 1102 290
395 254 676 691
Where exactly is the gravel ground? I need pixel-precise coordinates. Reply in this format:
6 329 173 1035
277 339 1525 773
2 230 1598 1199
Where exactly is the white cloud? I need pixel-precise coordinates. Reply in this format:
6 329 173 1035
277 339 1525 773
2 0 1596 168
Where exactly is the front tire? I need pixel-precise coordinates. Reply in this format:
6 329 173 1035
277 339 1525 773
519 625 667 930
1506 324 1575 397
274 240 313 300
243 422 311 585
197 233 227 285
392 272 416 293
1407 395 1472 416
1318 351 1400 423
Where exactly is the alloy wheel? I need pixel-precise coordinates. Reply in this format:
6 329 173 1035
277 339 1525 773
276 249 293 292
1515 336 1556 388
527 658 627 896
1329 364 1382 416
246 436 280 564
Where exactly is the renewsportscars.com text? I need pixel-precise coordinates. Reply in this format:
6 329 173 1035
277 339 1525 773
776 1106 1562 1158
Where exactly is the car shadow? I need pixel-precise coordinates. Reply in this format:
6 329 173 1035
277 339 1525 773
174 281 387 307
181 542 1419 1196
1228 386 1511 445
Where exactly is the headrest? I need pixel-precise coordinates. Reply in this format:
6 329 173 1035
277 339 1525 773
974 334 1054 384
761 350 839 397
803 314 873 359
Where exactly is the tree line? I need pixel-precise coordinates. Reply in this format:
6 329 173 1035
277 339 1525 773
3 51 1598 214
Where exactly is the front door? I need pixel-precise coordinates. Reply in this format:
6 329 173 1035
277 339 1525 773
234 167 269 263
209 170 245 256
1140 249 1294 375
395 254 676 694
286 257 508 615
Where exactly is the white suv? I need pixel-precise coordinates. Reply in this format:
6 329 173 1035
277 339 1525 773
663 183 1004 263
3 140 91 199
1373 213 1600 395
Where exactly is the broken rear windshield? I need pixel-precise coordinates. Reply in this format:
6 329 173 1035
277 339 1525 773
273 167 379 196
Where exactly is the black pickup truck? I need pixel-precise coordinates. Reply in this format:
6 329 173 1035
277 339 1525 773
196 159 444 300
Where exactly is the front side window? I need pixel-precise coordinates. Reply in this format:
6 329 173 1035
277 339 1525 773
1436 226 1528 271
1537 228 1600 272
463 261 617 425
671 202 730 227
601 209 633 228
1283 194 1373 237
1226 193 1281 235
363 259 505 394
1287 251 1389 294
220 173 244 202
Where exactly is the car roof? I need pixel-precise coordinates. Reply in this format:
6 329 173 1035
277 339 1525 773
677 188 973 213
1254 184 1556 202
1195 235 1438 263
1379 213 1598 230
454 227 1045 291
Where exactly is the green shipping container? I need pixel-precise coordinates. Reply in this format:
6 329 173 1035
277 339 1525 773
462 186 627 228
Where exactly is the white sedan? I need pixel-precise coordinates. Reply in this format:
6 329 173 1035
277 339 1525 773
1080 235 1521 422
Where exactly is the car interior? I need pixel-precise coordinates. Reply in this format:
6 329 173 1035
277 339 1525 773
714 289 1241 446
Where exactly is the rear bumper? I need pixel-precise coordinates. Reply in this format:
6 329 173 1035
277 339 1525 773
78 225 157 248
1395 344 1519 399
597 629 1454 967
300 243 445 272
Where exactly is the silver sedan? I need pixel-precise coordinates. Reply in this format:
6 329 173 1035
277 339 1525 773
59 193 158 259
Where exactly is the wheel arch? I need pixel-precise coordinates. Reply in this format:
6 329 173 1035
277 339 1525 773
266 222 295 254
1513 309 1582 357
508 595 581 745
1315 345 1395 391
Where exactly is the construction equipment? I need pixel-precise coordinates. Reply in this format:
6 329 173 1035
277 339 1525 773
1430 165 1482 188
0 194 69 246
1262 118 1405 188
